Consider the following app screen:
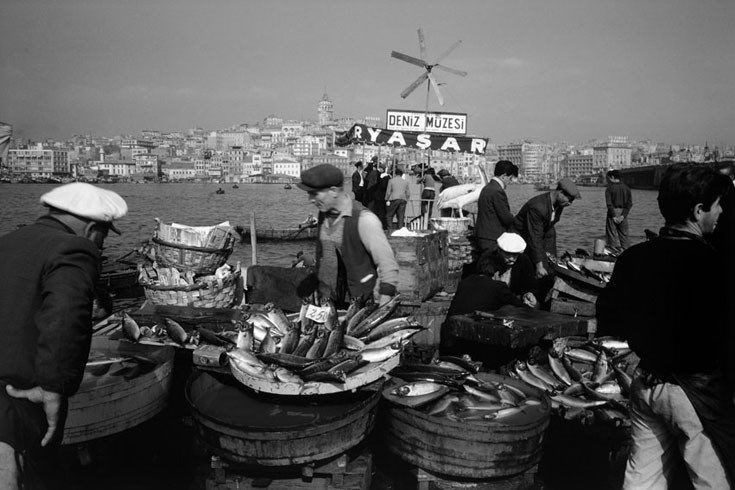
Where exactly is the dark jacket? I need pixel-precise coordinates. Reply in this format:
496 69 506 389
475 180 514 243
512 193 562 265
446 274 524 318
439 174 460 193
596 231 727 375
0 216 100 396
351 170 365 200
605 182 633 217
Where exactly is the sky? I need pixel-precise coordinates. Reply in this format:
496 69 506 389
1 0 733 145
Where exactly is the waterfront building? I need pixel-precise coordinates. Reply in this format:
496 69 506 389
303 154 350 177
293 136 322 157
272 157 301 178
7 144 55 178
593 136 632 170
97 160 136 178
564 154 594 179
318 92 334 126
498 142 548 181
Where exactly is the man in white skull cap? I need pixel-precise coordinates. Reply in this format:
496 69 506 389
488 232 539 308
0 183 127 489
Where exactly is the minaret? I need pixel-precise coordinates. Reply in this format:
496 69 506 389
318 90 334 126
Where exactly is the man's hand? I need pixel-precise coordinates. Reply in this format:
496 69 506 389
613 216 624 224
378 294 392 306
6 385 62 447
535 263 548 279
386 201 391 207
522 292 538 308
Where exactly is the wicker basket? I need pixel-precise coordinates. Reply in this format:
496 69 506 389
139 269 241 308
151 235 235 275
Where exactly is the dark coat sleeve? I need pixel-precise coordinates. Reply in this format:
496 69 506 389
523 206 550 265
624 185 633 216
492 189 514 229
605 187 614 214
35 238 99 395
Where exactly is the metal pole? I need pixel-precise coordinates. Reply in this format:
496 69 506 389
249 211 257 265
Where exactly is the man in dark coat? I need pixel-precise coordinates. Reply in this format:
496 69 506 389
604 169 633 250
351 161 365 204
475 160 519 253
437 169 461 217
364 157 381 210
512 177 580 279
0 183 127 489
596 164 734 488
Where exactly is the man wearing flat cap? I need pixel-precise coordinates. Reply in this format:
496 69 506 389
298 164 399 306
512 177 580 279
0 183 127 489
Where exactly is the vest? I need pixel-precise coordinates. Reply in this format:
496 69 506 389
316 201 377 301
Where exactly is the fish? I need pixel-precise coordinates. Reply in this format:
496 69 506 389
279 322 301 355
292 324 318 357
322 320 345 358
398 363 469 378
342 335 365 351
236 324 254 351
342 297 365 328
436 355 481 374
360 343 402 363
164 318 188 344
462 385 502 403
363 326 424 350
592 351 609 384
488 406 526 420
392 372 465 389
581 382 620 402
273 367 303 384
197 326 235 347
392 381 445 397
323 301 338 331
446 409 491 422
523 398 542 406
258 329 277 354
263 303 290 336
246 313 283 338
139 326 155 338
599 339 630 351
363 317 420 343
426 395 459 416
227 348 263 368
561 355 585 382
299 354 349 376
548 352 573 386
327 356 366 377
550 394 608 409
565 348 598 363
351 295 401 338
345 303 377 336
121 312 141 342
458 397 508 412
495 384 524 406
305 329 329 359
527 360 564 389
256 352 315 370
595 381 622 395
301 371 346 384
563 383 585 396
514 361 555 392
613 364 633 395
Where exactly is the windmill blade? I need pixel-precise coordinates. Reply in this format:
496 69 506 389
400 72 429 99
428 74 445 106
391 51 426 68
417 28 427 61
434 40 462 64
435 64 467 77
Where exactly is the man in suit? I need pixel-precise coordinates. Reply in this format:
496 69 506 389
513 177 580 279
0 183 127 489
351 161 365 204
475 160 519 253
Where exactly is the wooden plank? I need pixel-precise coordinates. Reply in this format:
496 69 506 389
550 298 596 317
570 256 616 274
551 277 599 303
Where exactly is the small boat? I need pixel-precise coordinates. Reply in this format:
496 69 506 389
234 226 318 242
216 188 225 194
283 183 292 189
232 184 239 189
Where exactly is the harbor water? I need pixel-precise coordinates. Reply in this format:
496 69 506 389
0 182 663 266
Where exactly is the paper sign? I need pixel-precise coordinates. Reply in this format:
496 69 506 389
305 304 331 323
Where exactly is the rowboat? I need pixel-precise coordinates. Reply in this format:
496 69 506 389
236 226 318 242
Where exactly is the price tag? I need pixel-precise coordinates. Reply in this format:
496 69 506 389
305 304 331 323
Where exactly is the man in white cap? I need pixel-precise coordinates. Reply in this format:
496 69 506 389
0 183 127 489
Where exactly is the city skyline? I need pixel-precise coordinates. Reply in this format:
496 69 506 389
1 0 734 145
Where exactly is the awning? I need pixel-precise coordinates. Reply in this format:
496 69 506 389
335 123 488 155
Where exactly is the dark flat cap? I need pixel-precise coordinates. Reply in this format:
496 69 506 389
556 177 581 199
297 164 344 192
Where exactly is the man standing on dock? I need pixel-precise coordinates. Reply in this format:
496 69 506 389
596 165 734 489
385 168 411 230
512 177 580 279
0 183 127 489
475 160 519 253
298 164 399 306
604 170 632 250
351 161 366 204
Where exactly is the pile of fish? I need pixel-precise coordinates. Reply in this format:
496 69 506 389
383 354 545 423
506 336 634 428
84 349 159 380
548 253 612 284
225 295 425 389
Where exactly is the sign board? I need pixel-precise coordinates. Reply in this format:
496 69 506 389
335 124 488 155
386 109 467 135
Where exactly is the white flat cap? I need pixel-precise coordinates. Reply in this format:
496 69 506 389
497 232 526 253
40 183 128 233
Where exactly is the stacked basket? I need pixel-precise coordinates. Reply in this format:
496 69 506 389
430 218 475 294
138 221 240 308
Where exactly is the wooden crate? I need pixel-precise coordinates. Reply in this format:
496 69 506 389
550 297 596 317
549 276 599 304
396 294 453 347
388 230 448 303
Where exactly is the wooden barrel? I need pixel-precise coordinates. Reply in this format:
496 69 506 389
381 372 551 479
63 337 175 445
186 371 382 466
